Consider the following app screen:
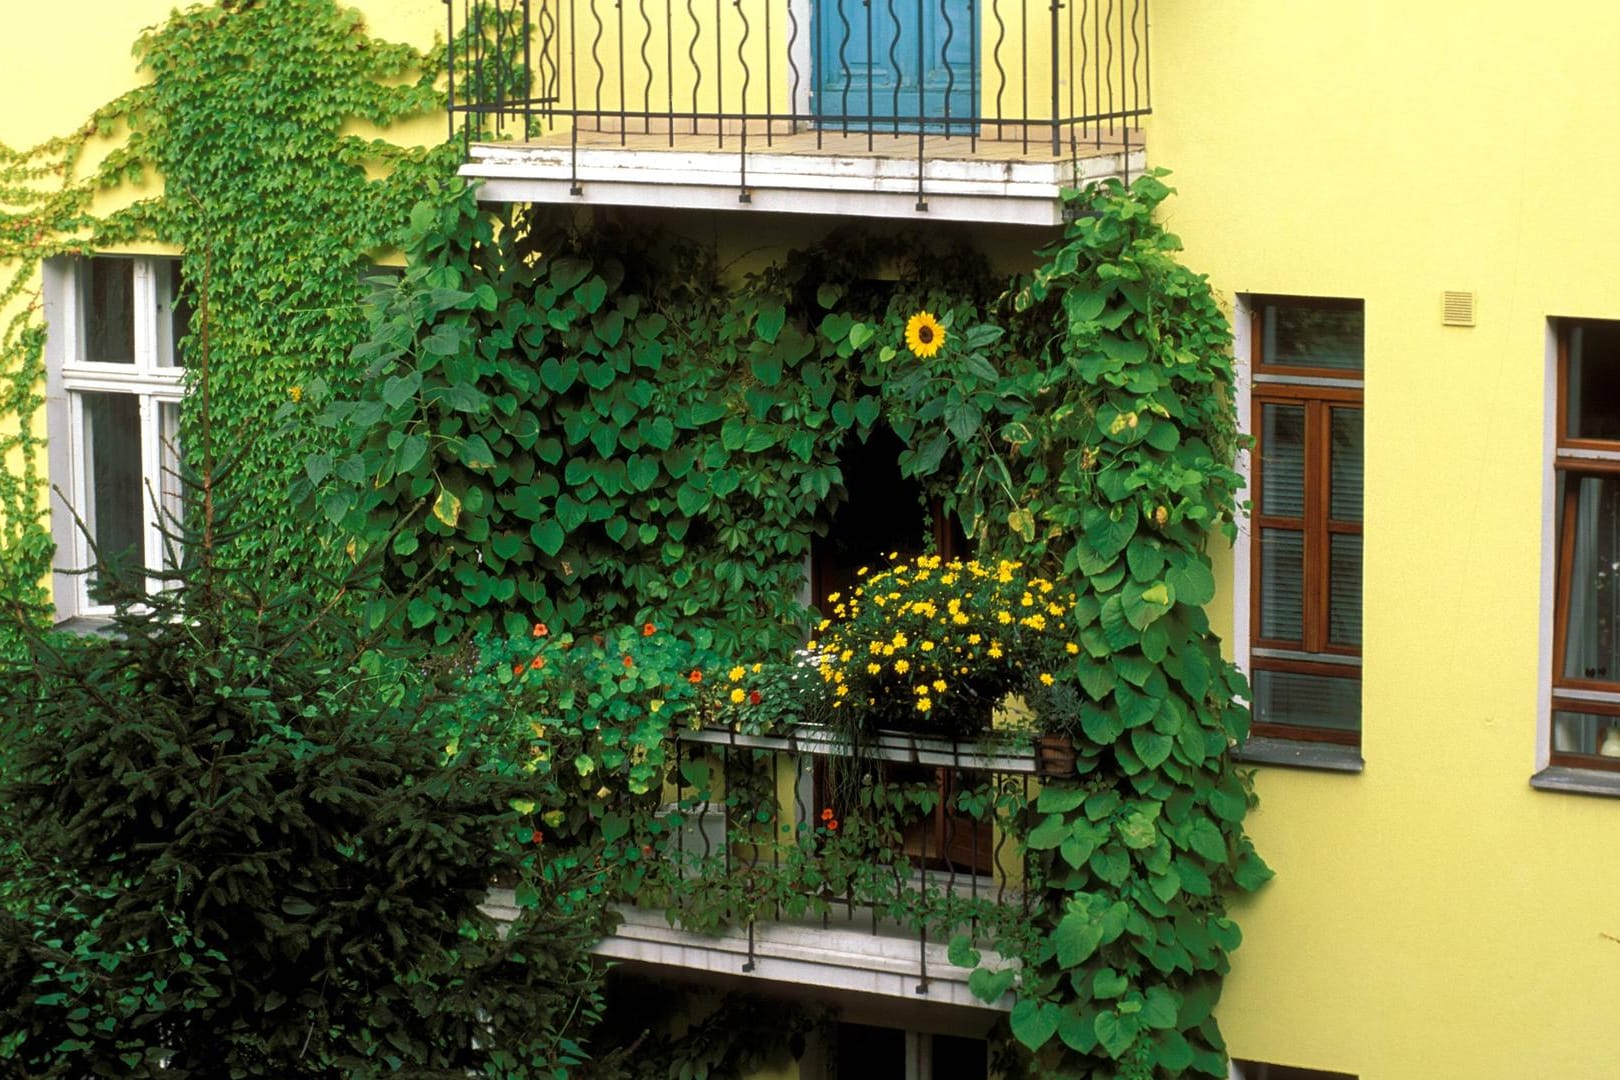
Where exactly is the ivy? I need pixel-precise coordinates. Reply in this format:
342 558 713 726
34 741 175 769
0 0 456 640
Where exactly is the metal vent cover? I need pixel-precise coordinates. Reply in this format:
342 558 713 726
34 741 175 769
1442 290 1476 327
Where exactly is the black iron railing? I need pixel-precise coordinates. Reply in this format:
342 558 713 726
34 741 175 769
445 0 1148 199
638 724 1041 985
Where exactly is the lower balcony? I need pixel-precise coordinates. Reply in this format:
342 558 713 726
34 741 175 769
489 723 1043 1008
446 0 1150 223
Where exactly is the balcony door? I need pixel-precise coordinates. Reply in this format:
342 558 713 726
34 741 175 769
811 0 978 132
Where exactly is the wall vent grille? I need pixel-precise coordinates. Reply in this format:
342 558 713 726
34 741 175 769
1442 291 1476 327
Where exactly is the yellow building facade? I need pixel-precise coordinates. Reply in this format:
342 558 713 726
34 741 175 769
3 2 1618 1078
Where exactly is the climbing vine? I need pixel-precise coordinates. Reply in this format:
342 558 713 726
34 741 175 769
356 172 1270 1077
0 0 456 640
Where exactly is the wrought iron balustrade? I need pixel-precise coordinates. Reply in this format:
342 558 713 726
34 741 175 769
620 724 1042 986
445 0 1149 177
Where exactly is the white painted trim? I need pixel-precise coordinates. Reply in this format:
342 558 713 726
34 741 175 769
1231 295 1253 672
1536 319 1560 770
582 904 1018 1011
463 143 1142 225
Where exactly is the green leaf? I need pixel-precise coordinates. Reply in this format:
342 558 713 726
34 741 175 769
1010 1000 1059 1052
1026 813 1070 851
1036 785 1086 814
1121 576 1175 630
1093 968 1128 999
1187 818 1228 863
531 519 565 557
947 934 981 968
1093 1010 1138 1059
1130 728 1173 770
968 966 1015 1004
431 486 462 528
1054 910 1104 968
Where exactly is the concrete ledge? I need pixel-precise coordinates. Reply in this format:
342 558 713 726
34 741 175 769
1232 737 1364 774
1530 766 1620 799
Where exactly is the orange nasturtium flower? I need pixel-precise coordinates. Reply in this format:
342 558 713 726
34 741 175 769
532 622 550 638
687 669 703 684
642 621 657 637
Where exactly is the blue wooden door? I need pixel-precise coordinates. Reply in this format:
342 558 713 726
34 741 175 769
812 0 977 132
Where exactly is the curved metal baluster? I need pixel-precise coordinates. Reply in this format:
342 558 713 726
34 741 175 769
736 0 753 195
886 0 903 136
1104 0 1116 136
967 0 977 150
764 0 775 145
638 0 654 132
537 0 558 128
613 0 627 142
939 0 957 137
837 0 854 136
715 0 725 143
687 0 703 134
989 0 1007 140
588 0 606 133
786 0 803 140
568 0 582 192
864 0 875 147
1018 0 1028 152
664 0 674 142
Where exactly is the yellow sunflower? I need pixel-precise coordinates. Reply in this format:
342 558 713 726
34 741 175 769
904 311 946 358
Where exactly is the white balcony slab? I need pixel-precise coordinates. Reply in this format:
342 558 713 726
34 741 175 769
460 131 1145 225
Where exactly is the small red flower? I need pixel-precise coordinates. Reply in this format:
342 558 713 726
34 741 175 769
819 807 834 822
530 830 544 845
688 669 703 684
826 819 839 832
532 622 549 638
748 690 762 705
622 655 635 668
530 656 546 670
642 622 657 637
512 663 525 677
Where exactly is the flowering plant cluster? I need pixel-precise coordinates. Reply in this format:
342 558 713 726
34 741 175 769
712 656 832 735
453 624 725 840
811 555 1077 737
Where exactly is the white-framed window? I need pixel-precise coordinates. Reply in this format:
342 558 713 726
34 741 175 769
44 255 189 620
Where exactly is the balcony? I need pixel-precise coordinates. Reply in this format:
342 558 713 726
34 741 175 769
444 0 1150 224
488 723 1044 1009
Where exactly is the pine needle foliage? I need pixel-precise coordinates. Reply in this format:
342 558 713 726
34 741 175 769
0 423 606 1076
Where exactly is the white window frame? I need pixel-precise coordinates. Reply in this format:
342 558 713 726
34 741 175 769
45 255 186 621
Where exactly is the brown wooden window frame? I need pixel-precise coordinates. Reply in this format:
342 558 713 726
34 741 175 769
1248 296 1364 746
1549 319 1620 772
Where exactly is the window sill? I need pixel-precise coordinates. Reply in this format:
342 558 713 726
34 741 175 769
52 615 118 637
1529 766 1620 799
1231 736 1364 774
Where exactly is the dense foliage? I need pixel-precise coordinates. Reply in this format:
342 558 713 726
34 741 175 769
338 172 1269 1078
0 0 453 642
0 483 607 1078
308 201 1002 649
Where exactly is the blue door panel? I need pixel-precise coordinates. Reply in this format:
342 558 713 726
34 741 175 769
813 0 978 131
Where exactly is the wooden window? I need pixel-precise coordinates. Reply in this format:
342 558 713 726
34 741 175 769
1550 319 1620 770
1249 297 1364 744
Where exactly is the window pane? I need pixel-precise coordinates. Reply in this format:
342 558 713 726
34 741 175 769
159 401 183 568
82 392 144 589
84 259 135 365
162 259 192 369
1329 406 1363 522
1253 668 1360 733
1552 709 1620 758
1329 533 1362 647
1560 473 1620 686
1259 403 1305 517
1567 320 1620 442
1258 529 1304 642
1262 301 1363 371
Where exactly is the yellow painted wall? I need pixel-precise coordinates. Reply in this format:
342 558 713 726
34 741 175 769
7 3 1618 1078
1149 3 1620 1077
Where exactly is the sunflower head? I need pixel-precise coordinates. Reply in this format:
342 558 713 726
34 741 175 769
904 311 946 358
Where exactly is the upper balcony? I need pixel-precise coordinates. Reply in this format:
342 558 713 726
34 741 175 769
444 0 1150 224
